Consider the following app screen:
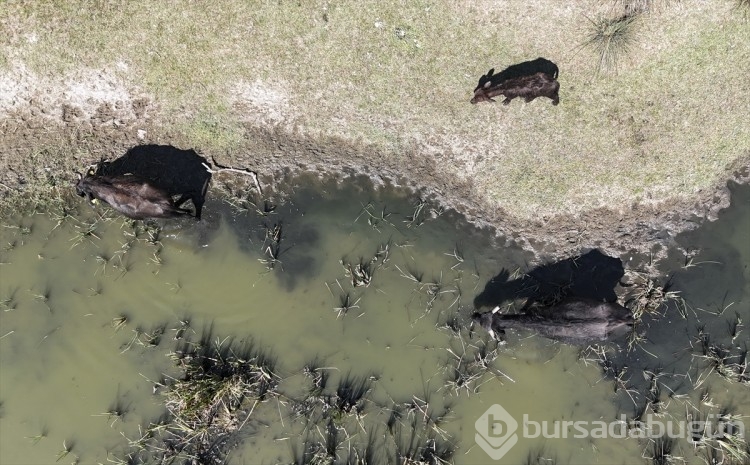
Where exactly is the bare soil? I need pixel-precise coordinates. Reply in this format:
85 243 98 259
1 95 748 262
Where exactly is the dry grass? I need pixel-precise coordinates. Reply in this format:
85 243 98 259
1 0 749 220
583 14 638 74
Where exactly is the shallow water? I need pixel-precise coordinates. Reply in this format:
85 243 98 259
0 176 748 464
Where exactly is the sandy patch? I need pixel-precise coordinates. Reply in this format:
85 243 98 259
230 79 298 128
0 61 150 123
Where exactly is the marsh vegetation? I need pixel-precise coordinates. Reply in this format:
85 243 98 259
0 178 748 464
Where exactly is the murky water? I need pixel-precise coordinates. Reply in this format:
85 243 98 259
0 176 748 464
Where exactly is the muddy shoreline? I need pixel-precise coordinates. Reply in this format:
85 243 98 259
1 102 749 261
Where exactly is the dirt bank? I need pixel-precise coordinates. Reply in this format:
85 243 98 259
2 0 749 261
1 96 748 262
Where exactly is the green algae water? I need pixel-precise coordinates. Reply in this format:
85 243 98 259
0 176 748 464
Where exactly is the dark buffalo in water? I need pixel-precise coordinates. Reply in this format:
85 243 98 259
75 172 192 220
474 57 559 92
471 72 560 105
96 145 211 220
471 297 634 345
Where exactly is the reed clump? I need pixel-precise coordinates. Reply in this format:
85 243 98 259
128 332 279 463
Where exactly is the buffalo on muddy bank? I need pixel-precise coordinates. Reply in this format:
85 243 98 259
75 172 193 220
96 145 211 220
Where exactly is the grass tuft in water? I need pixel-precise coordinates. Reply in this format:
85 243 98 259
710 411 750 464
333 373 372 416
524 445 557 465
625 272 683 320
260 222 284 270
25 427 48 445
302 357 331 399
645 435 678 465
55 439 74 463
124 330 280 463
390 413 456 465
692 327 749 386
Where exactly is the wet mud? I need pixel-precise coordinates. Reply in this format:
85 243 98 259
1 97 749 262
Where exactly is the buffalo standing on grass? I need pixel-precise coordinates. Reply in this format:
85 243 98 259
471 72 560 105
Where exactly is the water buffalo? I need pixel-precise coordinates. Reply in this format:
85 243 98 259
75 172 192 220
96 145 211 220
474 57 559 92
471 72 560 105
471 297 634 345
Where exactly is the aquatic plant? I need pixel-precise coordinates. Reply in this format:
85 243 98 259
326 279 363 317
32 283 52 312
0 287 18 311
69 217 102 249
683 406 748 464
645 436 678 465
443 245 464 271
395 264 424 284
727 312 743 343
111 315 128 333
443 362 483 397
96 401 128 428
437 315 461 335
25 427 48 445
172 317 194 341
403 198 439 229
390 414 456 465
123 332 280 463
644 369 665 414
303 357 331 398
356 201 395 232
290 424 380 465
341 257 376 288
334 292 362 318
711 411 749 464
260 221 284 270
119 326 143 353
334 373 372 416
524 446 557 465
624 271 684 320
55 439 74 463
374 240 392 266
692 327 749 386
138 323 167 348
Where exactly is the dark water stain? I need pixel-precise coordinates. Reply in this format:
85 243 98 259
608 181 750 413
